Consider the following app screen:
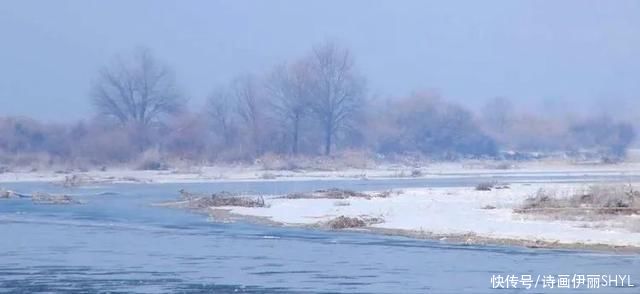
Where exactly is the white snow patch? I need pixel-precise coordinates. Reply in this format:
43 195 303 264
227 183 640 247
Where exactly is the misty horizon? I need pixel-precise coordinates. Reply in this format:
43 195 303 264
3 3 640 293
2 0 640 122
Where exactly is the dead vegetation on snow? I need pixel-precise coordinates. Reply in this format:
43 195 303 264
516 184 640 215
281 188 399 200
31 192 80 205
62 174 97 187
325 215 385 229
58 173 151 187
177 189 266 209
475 181 510 191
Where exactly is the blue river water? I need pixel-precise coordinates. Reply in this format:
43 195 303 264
1 177 640 293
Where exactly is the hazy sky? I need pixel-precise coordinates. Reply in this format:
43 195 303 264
1 0 640 121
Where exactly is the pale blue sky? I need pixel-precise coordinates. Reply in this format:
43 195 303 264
1 0 640 121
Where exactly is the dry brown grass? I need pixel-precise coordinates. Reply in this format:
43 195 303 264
258 151 376 172
283 188 369 199
516 184 640 215
62 174 94 187
31 193 79 205
327 216 367 229
475 181 509 191
475 182 495 191
178 189 266 209
410 169 423 177
282 188 397 200
325 215 384 229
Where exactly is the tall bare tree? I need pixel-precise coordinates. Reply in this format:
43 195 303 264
265 61 312 154
306 42 365 155
231 74 268 156
206 86 237 146
482 97 513 134
91 48 183 126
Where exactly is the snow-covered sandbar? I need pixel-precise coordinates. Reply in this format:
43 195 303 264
222 183 640 251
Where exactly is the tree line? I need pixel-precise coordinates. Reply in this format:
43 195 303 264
0 42 636 169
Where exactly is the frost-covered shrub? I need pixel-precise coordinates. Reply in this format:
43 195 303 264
569 117 636 159
372 93 498 159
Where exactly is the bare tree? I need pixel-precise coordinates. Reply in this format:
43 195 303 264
231 74 268 156
91 48 183 126
265 61 312 154
306 42 365 155
569 116 636 159
373 93 497 158
482 97 513 134
206 86 237 146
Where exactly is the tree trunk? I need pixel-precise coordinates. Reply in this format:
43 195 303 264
324 122 332 155
292 114 299 155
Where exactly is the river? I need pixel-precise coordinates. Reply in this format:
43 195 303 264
1 177 639 293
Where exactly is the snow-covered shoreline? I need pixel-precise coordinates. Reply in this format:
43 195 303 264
4 161 640 251
3 160 640 184
220 183 640 251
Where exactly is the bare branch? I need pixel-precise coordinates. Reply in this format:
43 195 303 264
91 48 183 126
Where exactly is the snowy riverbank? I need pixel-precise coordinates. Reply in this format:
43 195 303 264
221 183 640 251
4 161 640 250
3 160 640 184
